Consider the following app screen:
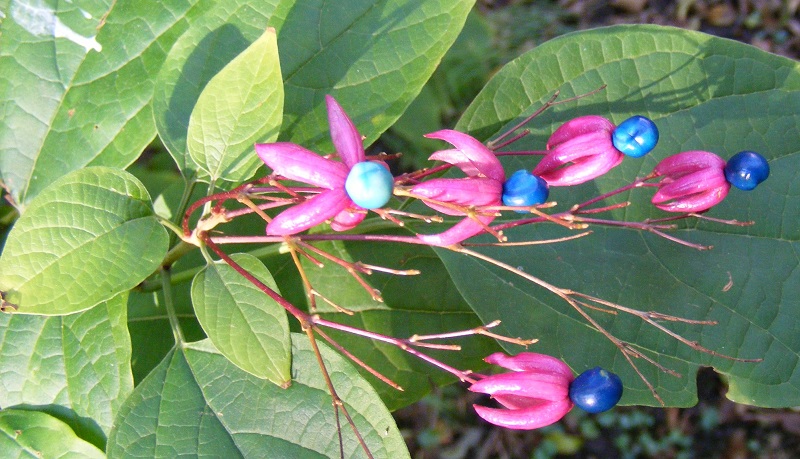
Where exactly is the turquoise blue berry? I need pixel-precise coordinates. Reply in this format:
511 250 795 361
612 116 659 158
569 367 623 413
502 170 549 213
724 151 770 191
345 162 394 209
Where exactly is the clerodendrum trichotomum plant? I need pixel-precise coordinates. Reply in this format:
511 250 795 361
0 1 797 457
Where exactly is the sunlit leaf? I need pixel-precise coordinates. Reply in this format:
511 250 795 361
186 27 283 183
192 253 291 385
0 294 133 442
0 0 212 208
107 337 409 458
0 167 168 315
153 0 282 176
269 0 475 152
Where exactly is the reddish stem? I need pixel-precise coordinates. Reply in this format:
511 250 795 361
312 317 480 384
209 233 426 245
571 178 656 212
494 150 548 157
204 237 309 321
203 235 484 385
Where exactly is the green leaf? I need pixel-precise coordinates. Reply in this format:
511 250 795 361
383 11 495 170
191 253 291 385
126 162 192 221
125 179 304 385
0 409 105 459
107 337 409 458
127 282 206 386
154 0 282 176
0 167 169 315
450 25 800 407
186 27 283 183
0 294 133 442
268 231 500 410
0 0 213 208
270 0 475 151
124 166 205 382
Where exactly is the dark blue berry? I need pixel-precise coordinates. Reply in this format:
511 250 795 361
345 162 394 209
724 151 770 191
502 170 549 213
612 116 659 158
569 367 623 413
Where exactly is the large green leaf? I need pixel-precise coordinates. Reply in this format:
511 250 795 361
269 0 475 151
107 337 409 458
447 25 800 407
268 231 500 410
0 294 133 444
192 253 291 385
153 0 282 176
0 409 105 459
186 27 283 183
0 0 213 209
0 167 169 315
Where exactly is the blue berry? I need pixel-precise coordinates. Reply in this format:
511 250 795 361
724 151 770 191
502 170 549 213
569 367 623 413
612 116 659 158
345 162 394 209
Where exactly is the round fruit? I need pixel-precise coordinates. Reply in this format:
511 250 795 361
569 367 623 413
612 116 659 158
502 170 549 213
344 162 394 209
724 151 770 191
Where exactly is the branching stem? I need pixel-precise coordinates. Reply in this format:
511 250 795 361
303 325 373 459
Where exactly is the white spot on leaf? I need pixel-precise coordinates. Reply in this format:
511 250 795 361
11 0 102 53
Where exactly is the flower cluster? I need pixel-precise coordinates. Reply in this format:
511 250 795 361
651 149 770 212
184 93 772 441
469 352 623 430
469 352 575 430
255 96 393 235
408 130 505 246
254 96 769 246
533 115 659 186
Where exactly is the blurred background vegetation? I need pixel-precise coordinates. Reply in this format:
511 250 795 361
388 1 800 458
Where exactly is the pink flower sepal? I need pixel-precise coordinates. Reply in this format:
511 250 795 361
470 352 574 430
255 96 389 235
651 150 730 212
533 116 624 186
411 130 504 246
